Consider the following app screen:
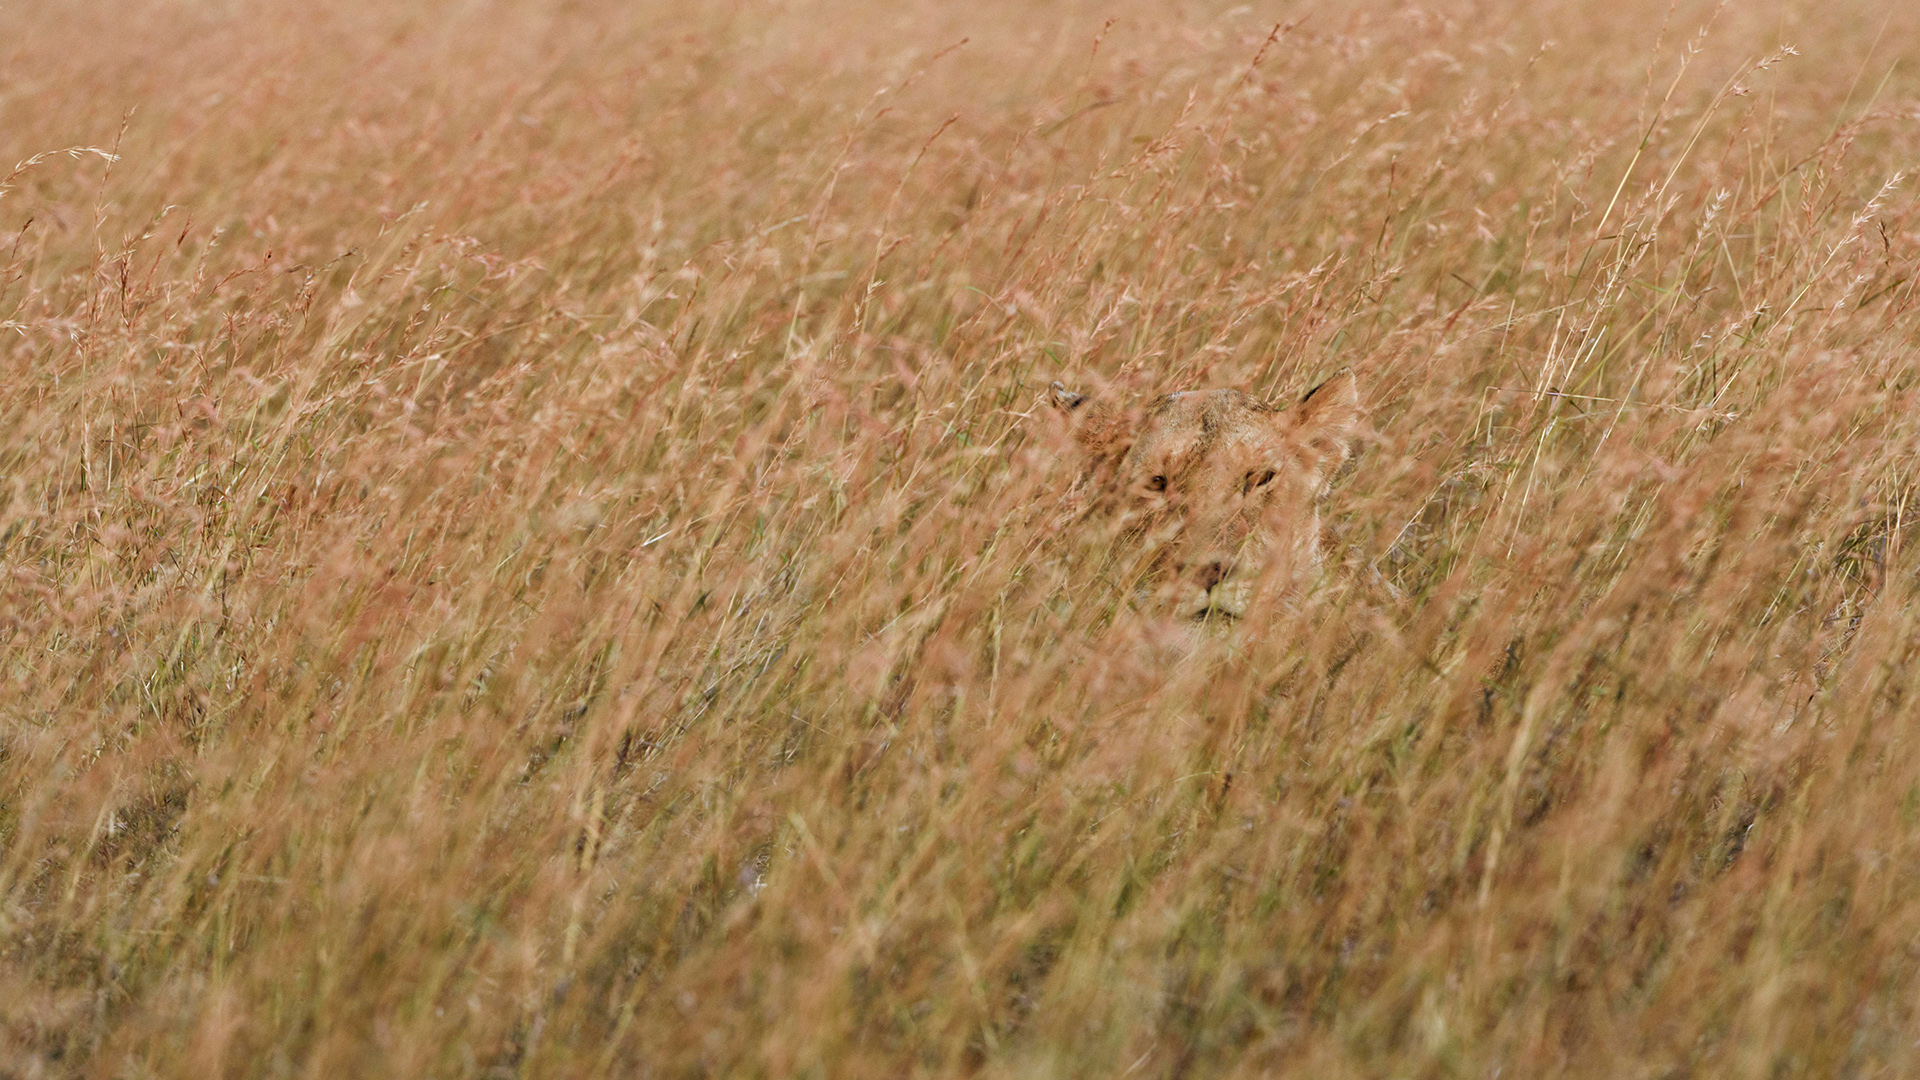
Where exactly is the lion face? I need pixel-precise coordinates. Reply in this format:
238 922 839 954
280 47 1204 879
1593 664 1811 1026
1051 371 1360 620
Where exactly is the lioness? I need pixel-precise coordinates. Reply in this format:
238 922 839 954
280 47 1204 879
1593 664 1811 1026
1050 370 1360 620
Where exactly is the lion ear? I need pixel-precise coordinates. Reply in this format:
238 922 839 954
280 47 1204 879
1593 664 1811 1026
1049 380 1133 463
1286 369 1361 478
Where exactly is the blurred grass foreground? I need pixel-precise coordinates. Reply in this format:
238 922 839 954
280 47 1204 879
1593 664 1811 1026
6 0 1920 1076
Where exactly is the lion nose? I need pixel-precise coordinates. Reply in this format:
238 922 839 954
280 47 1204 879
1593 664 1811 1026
1196 559 1231 592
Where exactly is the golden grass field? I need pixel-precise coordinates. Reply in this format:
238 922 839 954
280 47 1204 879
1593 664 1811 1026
5 0 1920 1075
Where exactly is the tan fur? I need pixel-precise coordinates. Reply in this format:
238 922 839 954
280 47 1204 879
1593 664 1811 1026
1051 371 1361 619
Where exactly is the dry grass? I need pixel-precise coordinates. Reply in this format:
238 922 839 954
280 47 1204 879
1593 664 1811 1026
5 0 1920 1075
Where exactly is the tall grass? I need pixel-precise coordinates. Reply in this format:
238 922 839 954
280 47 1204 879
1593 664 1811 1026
5 0 1920 1075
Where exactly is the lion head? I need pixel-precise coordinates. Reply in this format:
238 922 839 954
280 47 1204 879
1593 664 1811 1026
1050 370 1361 620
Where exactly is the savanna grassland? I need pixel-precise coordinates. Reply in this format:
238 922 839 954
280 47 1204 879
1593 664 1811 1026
5 0 1920 1075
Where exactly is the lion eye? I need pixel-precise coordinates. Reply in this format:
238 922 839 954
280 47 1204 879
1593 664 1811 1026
1146 475 1168 493
1244 468 1277 493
